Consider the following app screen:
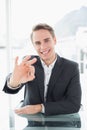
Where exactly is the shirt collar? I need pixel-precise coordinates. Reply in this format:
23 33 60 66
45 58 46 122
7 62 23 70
40 55 57 69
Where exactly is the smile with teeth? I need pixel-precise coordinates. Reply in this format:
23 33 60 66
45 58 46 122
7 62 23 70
41 49 50 55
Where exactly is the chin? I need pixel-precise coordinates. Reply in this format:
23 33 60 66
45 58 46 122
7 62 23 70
42 57 49 62
40 53 50 61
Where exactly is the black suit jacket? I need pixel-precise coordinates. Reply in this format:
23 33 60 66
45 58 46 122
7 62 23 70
3 55 82 116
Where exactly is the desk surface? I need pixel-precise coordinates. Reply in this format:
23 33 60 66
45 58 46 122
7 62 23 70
1 110 87 130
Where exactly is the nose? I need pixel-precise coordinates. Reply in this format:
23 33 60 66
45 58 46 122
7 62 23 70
40 42 45 50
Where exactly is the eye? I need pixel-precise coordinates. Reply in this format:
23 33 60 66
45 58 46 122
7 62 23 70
44 38 50 43
34 41 41 46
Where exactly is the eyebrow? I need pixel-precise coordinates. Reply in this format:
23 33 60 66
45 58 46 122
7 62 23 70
44 37 50 40
34 37 51 43
43 37 51 42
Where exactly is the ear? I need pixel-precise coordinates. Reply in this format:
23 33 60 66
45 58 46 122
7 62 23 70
54 37 57 45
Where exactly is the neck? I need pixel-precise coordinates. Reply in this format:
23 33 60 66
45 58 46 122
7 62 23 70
43 53 57 66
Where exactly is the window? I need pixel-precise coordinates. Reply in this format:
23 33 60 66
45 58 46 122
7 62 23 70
0 0 87 113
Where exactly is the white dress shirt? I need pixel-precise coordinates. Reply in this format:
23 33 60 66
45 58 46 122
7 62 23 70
41 57 57 113
41 58 57 102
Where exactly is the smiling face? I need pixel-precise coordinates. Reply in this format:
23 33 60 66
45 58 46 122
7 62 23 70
32 29 56 65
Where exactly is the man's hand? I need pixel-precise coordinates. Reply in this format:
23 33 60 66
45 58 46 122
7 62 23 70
10 55 37 87
14 104 42 115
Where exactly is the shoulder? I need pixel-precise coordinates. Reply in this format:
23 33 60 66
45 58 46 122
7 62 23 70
31 55 40 59
57 56 79 71
61 57 78 66
59 57 80 75
30 55 42 66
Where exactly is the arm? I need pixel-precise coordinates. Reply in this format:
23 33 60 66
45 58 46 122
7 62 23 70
44 63 82 116
3 56 43 115
3 73 23 94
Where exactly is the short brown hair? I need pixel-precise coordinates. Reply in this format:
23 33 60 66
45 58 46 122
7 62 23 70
30 23 55 42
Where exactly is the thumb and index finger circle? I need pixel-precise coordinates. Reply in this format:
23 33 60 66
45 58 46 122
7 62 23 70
14 56 37 66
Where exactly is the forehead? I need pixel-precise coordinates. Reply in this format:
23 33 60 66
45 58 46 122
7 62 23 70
32 29 52 41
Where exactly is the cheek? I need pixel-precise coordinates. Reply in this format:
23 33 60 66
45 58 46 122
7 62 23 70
50 44 55 50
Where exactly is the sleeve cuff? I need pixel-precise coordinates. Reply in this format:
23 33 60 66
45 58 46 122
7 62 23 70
7 79 21 90
41 104 45 113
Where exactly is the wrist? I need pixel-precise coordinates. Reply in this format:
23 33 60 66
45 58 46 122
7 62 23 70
35 104 42 113
9 77 21 88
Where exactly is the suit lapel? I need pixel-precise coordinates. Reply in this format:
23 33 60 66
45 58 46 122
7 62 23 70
47 56 64 96
35 58 44 102
34 55 64 102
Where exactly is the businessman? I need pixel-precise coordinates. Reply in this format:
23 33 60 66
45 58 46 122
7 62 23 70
3 23 82 116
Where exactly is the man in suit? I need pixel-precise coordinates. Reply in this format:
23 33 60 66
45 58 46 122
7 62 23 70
3 23 81 116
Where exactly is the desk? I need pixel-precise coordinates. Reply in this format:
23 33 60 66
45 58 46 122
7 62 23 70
1 110 87 130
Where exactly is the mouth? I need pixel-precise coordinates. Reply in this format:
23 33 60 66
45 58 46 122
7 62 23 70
40 49 50 55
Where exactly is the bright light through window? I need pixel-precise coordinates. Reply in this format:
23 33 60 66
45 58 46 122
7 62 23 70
0 0 87 115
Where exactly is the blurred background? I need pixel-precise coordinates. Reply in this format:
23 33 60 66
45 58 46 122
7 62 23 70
0 0 87 119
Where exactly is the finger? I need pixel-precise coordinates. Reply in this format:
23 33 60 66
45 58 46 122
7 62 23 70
22 55 31 63
29 66 35 76
15 56 19 66
27 58 37 66
15 109 23 114
15 111 23 115
15 107 28 115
